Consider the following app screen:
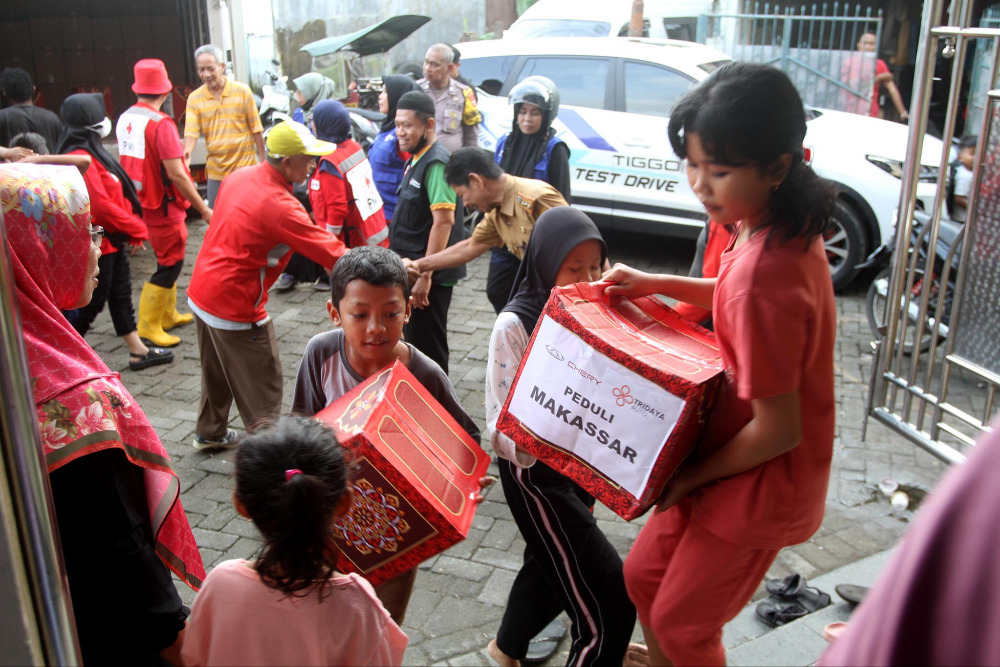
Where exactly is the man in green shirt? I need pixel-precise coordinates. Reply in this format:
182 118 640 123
387 91 466 374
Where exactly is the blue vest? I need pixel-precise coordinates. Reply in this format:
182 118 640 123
494 133 563 183
368 129 408 222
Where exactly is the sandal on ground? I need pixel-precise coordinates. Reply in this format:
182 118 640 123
523 618 567 663
129 347 174 370
764 574 831 612
835 583 870 607
623 642 649 667
755 598 809 628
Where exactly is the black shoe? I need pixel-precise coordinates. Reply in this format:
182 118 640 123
129 347 174 370
270 273 296 292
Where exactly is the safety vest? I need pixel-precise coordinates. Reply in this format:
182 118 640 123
116 103 184 213
310 140 388 248
495 133 565 184
388 141 467 286
368 129 407 222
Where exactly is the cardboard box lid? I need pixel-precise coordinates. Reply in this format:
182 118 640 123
548 281 724 386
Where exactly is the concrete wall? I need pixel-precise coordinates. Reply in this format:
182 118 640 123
271 0 486 79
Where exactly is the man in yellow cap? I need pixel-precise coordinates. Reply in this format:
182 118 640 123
186 120 348 450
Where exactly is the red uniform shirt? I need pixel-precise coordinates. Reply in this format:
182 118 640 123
309 140 388 248
70 151 147 255
187 162 347 323
116 102 189 227
692 230 837 549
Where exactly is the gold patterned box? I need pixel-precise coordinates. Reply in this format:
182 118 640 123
315 360 490 585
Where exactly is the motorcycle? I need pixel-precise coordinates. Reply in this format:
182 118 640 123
863 209 963 355
348 106 384 154
258 62 292 129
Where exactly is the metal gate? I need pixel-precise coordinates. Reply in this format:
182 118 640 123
696 2 884 113
865 0 1000 463
966 3 1000 134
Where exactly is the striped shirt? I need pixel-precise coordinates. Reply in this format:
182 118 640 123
184 78 263 180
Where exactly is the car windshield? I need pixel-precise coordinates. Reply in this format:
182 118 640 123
506 19 612 38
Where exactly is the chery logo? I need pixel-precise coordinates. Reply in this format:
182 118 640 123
545 344 564 361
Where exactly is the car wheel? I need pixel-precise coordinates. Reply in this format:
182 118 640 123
825 200 868 290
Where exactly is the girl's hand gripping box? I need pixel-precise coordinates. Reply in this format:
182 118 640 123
315 360 490 585
497 282 724 520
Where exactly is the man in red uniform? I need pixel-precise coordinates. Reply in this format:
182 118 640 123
309 100 388 248
117 59 213 348
186 120 348 450
272 100 387 292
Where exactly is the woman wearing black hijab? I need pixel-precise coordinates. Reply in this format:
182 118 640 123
368 74 418 223
484 207 638 667
58 92 173 370
487 75 571 314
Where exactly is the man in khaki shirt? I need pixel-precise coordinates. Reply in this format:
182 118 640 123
404 147 566 310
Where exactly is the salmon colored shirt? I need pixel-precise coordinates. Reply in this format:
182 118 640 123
181 559 407 666
691 230 836 549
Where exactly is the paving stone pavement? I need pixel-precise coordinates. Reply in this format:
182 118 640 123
81 218 954 665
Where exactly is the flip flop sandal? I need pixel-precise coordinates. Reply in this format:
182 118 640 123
523 618 567 663
764 574 832 612
129 347 174 371
755 598 809 628
835 584 870 607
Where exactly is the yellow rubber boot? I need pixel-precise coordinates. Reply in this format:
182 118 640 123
138 283 181 347
162 284 194 330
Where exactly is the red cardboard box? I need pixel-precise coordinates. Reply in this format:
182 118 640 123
315 360 490 585
497 282 724 520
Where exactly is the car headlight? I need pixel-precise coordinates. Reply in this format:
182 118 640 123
866 156 939 183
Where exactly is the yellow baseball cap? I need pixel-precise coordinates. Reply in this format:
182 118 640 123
265 120 337 158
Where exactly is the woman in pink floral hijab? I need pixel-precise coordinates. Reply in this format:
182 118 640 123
1 163 204 664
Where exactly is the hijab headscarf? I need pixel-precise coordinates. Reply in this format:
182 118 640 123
57 93 142 216
379 74 419 133
498 100 557 181
504 206 607 334
293 73 339 117
0 163 205 589
312 100 352 144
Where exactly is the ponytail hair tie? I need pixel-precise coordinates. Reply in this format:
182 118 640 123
284 469 303 482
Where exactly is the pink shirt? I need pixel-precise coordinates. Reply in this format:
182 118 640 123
181 559 407 666
691 230 836 549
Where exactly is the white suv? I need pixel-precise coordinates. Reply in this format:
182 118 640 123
457 37 944 289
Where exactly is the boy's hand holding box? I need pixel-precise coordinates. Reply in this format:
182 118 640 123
497 282 724 520
315 361 490 585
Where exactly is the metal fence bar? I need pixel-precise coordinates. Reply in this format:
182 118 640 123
933 82 1000 445
867 0 1000 463
868 0 943 455
698 4 883 113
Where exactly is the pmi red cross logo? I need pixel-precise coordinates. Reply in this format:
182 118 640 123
612 385 633 406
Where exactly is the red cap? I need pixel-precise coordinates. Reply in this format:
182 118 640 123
132 59 173 96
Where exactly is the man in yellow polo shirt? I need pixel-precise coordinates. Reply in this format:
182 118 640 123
183 44 266 206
